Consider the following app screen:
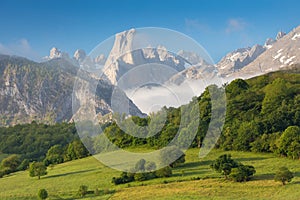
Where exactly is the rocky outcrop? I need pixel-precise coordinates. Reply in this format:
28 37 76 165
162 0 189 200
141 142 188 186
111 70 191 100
73 49 86 62
102 29 186 85
0 55 145 126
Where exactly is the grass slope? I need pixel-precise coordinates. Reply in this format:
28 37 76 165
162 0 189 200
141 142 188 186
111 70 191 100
0 149 299 199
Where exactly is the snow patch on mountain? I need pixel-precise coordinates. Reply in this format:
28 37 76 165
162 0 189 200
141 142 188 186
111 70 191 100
216 44 266 76
233 26 300 78
215 28 298 79
292 33 300 40
273 52 282 60
264 38 276 49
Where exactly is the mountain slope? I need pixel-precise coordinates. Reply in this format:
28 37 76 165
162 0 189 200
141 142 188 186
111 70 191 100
233 26 300 79
216 44 266 77
2 148 300 200
0 55 144 126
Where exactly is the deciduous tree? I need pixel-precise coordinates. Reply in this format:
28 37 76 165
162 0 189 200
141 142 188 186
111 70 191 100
29 162 47 179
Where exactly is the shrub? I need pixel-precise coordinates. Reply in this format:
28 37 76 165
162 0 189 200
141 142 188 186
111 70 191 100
38 189 48 200
155 166 172 178
94 188 100 196
229 164 256 182
78 185 88 197
134 173 149 181
210 154 238 179
112 172 134 185
211 154 255 182
274 167 294 185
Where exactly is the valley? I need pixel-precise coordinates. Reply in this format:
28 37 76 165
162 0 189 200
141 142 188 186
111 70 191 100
0 9 300 199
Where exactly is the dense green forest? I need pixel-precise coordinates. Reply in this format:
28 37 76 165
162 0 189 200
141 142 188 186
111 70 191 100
0 67 300 176
0 122 78 160
0 122 90 177
100 67 300 159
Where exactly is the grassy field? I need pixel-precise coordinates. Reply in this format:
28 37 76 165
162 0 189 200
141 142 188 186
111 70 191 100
0 149 299 199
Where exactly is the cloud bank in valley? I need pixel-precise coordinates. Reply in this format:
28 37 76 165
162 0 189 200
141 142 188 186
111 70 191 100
125 79 210 114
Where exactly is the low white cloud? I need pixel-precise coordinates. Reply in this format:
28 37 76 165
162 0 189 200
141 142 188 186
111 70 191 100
0 39 41 61
225 18 247 34
124 79 213 114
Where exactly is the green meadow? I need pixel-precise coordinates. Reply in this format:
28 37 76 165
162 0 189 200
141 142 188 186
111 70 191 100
0 148 299 200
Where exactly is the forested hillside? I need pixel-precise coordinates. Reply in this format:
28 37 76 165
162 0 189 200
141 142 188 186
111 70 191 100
0 65 299 163
102 65 300 158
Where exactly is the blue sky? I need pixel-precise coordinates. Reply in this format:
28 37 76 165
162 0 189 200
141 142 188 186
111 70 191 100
0 0 300 62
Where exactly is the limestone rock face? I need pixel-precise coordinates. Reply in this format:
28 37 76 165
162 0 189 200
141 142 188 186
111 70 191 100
0 55 145 126
102 29 186 85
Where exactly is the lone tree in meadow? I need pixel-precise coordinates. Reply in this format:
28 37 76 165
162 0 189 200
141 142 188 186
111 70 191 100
274 167 294 185
211 154 256 182
29 162 47 179
210 154 239 179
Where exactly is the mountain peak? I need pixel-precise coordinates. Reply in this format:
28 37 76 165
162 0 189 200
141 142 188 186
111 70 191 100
106 28 136 66
276 31 286 40
44 47 69 60
49 47 62 59
102 29 186 85
73 49 86 62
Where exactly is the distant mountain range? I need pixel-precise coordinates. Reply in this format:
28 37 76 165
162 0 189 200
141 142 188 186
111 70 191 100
215 31 286 77
170 28 299 82
0 25 299 125
233 27 300 79
44 26 300 83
